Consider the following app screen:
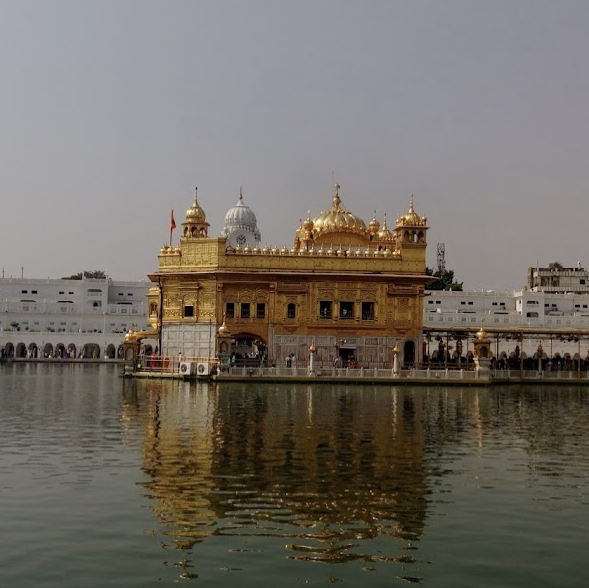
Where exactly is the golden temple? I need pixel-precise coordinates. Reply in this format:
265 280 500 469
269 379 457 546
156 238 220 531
145 183 429 370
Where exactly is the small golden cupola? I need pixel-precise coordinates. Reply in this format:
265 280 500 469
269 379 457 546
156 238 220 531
377 213 395 244
182 187 210 239
294 210 316 250
368 211 380 236
395 196 427 245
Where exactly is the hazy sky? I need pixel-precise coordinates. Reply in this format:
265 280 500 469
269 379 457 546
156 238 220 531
2 0 589 290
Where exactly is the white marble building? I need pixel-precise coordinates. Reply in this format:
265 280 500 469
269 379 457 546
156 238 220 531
0 276 150 359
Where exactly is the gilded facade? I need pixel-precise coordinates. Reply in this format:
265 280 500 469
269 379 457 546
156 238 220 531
147 184 429 368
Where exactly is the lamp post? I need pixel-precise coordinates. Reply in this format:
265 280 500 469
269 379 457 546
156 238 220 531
393 344 400 377
308 343 316 376
537 342 543 374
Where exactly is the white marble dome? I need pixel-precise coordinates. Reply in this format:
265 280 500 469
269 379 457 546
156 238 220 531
222 189 261 247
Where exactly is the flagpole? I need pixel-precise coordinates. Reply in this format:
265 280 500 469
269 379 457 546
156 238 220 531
170 209 176 247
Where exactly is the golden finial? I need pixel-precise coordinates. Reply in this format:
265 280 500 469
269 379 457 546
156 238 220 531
332 182 341 209
239 186 243 201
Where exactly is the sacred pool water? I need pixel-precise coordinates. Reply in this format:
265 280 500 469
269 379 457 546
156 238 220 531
1 363 588 587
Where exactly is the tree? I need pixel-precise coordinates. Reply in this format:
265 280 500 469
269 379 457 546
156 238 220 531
548 262 563 270
62 270 107 280
425 267 463 291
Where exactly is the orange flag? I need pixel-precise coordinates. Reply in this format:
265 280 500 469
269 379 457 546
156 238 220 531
170 210 176 231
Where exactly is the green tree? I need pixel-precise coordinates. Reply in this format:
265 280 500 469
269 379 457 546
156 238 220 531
62 270 107 280
425 267 463 291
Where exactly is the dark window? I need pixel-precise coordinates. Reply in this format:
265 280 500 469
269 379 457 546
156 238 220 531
225 302 234 318
256 303 265 319
340 301 354 319
362 302 375 320
184 305 194 317
468 301 473 305
581 279 586 285
287 303 296 319
21 290 27 294
32 290 38 294
320 301 332 318
241 303 250 319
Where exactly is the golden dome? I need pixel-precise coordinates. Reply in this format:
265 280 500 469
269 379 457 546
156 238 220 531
185 187 206 223
377 214 394 242
396 196 425 227
218 320 230 336
476 326 489 341
369 211 380 234
312 183 367 235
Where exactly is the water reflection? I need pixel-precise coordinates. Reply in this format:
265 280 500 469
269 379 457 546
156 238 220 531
124 381 428 562
121 379 589 581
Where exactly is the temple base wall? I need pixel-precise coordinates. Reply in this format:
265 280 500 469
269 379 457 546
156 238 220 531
162 323 217 359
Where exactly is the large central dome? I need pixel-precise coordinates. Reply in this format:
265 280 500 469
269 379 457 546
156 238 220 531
313 184 367 236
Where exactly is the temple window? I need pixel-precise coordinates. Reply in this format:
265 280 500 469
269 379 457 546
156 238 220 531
287 303 296 319
184 305 194 317
340 301 354 319
362 302 375 320
256 303 266 319
225 302 235 318
241 303 250 319
320 301 332 319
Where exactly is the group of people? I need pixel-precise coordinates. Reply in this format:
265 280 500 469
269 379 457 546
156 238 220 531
285 352 296 368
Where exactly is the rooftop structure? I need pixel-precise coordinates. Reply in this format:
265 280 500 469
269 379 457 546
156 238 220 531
527 264 589 294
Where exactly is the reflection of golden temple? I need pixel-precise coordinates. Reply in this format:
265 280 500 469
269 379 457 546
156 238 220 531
147 183 429 367
134 381 428 558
